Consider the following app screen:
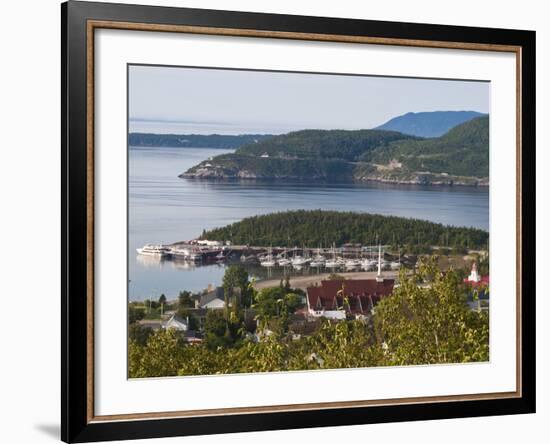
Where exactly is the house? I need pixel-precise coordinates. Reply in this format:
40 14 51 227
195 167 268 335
162 314 189 331
306 278 395 320
162 314 203 342
199 287 226 309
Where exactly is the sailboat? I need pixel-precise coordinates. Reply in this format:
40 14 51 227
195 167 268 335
291 246 311 267
325 244 341 268
260 246 276 267
310 246 326 267
277 248 291 266
390 247 401 270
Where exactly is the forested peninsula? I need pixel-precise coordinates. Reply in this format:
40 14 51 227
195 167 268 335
181 116 489 186
200 210 489 251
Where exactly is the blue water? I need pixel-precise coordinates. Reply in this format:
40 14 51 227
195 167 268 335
128 146 489 301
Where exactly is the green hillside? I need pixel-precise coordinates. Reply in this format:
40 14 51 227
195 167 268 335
182 116 489 185
200 210 489 250
363 116 489 177
236 129 418 160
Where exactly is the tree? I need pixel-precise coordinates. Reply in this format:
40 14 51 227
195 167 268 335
204 309 233 350
222 266 250 309
128 329 185 378
158 294 167 305
128 304 145 324
129 323 153 346
178 290 194 308
374 259 489 365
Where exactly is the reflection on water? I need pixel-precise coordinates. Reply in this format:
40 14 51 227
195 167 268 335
128 147 489 300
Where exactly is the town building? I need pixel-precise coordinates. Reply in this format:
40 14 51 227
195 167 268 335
162 314 202 343
163 314 189 331
199 287 226 309
464 262 489 287
306 278 395 320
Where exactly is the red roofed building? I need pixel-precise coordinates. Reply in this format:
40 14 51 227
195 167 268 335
306 279 395 320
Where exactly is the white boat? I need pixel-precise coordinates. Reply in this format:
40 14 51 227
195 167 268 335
325 244 341 268
261 259 276 267
344 259 361 269
170 247 191 258
310 259 325 267
291 256 310 266
261 247 277 267
136 244 171 257
390 261 401 270
278 258 292 266
309 247 325 267
187 252 203 261
361 259 377 271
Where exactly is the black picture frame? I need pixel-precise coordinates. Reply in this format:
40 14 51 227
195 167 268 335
61 1 536 442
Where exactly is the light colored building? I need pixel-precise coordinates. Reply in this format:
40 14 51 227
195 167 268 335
464 262 489 287
199 287 226 309
162 314 188 331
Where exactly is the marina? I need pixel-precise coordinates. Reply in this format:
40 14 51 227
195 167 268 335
136 241 404 271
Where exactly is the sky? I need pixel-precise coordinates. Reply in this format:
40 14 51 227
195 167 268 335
129 64 490 135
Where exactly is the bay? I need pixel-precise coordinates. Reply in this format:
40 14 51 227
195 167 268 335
128 146 489 301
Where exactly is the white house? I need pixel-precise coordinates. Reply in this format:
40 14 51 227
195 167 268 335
163 314 188 331
199 287 226 309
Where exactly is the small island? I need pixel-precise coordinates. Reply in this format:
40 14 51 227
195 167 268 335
200 210 489 253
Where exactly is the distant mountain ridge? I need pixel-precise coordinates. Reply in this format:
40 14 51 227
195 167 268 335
376 111 486 138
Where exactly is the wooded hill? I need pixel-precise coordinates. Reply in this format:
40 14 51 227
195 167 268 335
200 210 489 250
183 116 489 185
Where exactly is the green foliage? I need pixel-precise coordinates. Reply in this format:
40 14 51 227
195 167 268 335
128 263 489 378
129 133 272 149
128 323 153 346
222 265 251 307
186 153 355 181
201 210 488 251
237 129 418 161
128 304 146 324
374 260 489 365
129 329 185 378
364 116 489 177
178 290 194 309
158 294 167 305
184 119 488 181
253 287 303 331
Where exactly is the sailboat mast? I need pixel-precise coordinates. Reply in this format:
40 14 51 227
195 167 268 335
376 244 383 282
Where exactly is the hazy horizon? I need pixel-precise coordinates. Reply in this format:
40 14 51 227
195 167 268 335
129 65 490 135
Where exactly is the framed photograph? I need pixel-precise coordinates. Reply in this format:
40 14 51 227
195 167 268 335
62 1 535 442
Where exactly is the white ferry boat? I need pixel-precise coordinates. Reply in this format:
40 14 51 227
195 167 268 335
136 244 171 257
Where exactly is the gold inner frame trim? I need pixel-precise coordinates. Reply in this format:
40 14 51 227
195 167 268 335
86 19 523 423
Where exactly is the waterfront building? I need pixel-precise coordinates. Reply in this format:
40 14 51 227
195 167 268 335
306 278 395 320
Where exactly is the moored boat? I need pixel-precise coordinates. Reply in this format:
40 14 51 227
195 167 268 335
136 244 171 257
